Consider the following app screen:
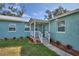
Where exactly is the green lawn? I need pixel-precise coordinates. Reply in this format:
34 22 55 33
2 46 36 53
0 39 58 56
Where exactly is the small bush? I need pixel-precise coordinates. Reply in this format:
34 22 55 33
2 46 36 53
20 36 23 39
13 37 16 40
66 44 72 49
27 36 30 38
55 41 61 45
4 38 8 40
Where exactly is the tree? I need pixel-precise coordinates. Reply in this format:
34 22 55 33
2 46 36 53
45 10 52 20
8 6 17 12
17 10 24 17
52 6 69 16
45 6 69 20
0 3 24 17
44 15 47 20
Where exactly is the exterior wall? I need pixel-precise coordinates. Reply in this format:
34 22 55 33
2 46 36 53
0 20 30 39
50 12 79 51
44 23 49 32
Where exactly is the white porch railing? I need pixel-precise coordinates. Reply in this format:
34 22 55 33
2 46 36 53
44 31 50 43
39 31 43 43
30 31 43 43
30 31 34 37
30 31 50 44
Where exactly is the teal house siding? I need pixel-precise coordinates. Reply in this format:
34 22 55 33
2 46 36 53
44 23 49 32
50 12 79 51
0 21 30 39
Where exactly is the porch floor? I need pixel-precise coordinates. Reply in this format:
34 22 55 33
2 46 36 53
43 43 72 56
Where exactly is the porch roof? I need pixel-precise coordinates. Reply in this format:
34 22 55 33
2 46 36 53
29 18 49 24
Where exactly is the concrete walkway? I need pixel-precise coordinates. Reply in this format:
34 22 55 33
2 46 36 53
43 43 73 56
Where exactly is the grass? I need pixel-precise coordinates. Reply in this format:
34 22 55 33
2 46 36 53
0 39 58 56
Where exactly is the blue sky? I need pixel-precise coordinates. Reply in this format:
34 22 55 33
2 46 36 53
6 3 79 19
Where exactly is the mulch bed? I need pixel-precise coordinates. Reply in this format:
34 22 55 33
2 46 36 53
50 40 79 56
28 37 41 44
28 37 79 56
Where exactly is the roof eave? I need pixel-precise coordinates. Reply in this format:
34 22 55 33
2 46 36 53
0 15 28 22
51 8 79 20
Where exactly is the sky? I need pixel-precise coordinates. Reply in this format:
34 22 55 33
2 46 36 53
5 3 79 20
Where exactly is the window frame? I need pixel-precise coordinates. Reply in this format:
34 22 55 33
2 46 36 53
24 25 30 32
8 23 16 32
56 19 65 33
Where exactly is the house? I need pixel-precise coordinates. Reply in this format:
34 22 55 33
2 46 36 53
0 15 30 39
49 9 79 51
29 9 79 51
0 8 79 52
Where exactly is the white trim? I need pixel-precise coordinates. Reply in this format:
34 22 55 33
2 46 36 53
8 23 16 32
55 19 65 22
56 31 65 33
0 15 28 22
56 19 65 33
24 25 30 32
8 31 16 32
34 21 36 38
24 31 30 32
30 23 31 31
25 25 29 27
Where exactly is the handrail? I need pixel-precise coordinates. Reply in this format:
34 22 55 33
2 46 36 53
30 31 43 43
39 31 43 43
30 31 34 37
45 31 50 43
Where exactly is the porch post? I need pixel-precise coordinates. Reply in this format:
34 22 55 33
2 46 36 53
30 22 31 36
34 21 36 38
48 20 50 43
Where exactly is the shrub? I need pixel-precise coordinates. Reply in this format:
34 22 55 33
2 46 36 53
20 36 23 39
66 44 72 49
13 37 16 40
55 41 61 45
4 38 8 40
27 36 30 38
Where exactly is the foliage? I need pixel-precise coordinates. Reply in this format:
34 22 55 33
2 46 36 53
55 41 61 45
13 37 16 40
45 6 69 20
45 10 52 19
52 6 69 16
66 44 72 49
0 3 24 17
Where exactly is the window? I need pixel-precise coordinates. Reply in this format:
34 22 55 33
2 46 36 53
8 24 16 32
57 20 65 32
25 25 30 31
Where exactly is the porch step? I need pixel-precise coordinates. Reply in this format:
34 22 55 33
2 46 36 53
42 38 49 44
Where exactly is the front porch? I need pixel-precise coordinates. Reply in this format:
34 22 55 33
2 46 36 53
28 19 79 56
29 19 50 44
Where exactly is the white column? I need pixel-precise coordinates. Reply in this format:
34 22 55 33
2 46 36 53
34 21 36 38
30 22 31 36
48 20 50 43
